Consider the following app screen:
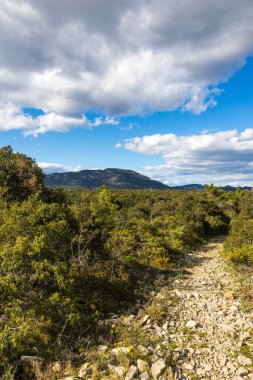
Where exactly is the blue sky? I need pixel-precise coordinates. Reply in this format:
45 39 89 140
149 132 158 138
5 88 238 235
1 1 253 185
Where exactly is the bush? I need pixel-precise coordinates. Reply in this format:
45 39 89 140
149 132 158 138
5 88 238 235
223 191 253 265
0 196 74 360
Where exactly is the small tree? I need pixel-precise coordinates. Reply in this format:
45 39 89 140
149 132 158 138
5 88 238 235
0 145 45 201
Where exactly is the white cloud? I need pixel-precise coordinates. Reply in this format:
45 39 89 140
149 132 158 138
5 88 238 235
120 123 136 131
91 116 119 127
0 0 253 127
119 128 253 185
38 162 83 173
0 103 119 136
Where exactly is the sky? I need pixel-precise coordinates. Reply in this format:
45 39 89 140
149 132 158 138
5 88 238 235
1 1 253 186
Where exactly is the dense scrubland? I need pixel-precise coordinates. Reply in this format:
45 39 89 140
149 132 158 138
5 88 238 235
0 145 253 378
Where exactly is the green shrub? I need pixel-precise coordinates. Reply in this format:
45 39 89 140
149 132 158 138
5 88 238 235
223 192 253 265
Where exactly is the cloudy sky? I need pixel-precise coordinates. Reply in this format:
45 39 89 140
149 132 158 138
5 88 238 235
1 0 253 185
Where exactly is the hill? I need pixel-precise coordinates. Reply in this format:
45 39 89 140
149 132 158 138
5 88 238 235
174 184 252 191
44 168 252 191
45 168 170 189
172 184 205 190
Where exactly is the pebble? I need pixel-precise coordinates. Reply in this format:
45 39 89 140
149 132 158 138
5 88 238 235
125 365 138 380
240 332 251 341
78 363 91 378
140 372 150 379
186 320 198 328
237 355 252 366
151 359 166 379
236 367 248 377
114 366 126 377
137 359 149 373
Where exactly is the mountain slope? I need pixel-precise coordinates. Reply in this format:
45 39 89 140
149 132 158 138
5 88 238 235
45 168 252 191
45 168 170 189
172 184 205 190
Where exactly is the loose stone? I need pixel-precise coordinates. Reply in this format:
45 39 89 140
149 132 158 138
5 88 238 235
125 365 138 380
151 359 166 379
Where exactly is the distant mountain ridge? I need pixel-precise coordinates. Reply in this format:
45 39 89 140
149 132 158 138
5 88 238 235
172 184 252 191
44 168 252 191
45 168 169 189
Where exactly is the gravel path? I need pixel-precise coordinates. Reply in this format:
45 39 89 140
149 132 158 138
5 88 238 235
163 238 253 380
62 239 253 380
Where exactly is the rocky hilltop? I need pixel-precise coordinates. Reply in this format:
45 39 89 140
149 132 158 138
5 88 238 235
45 168 169 189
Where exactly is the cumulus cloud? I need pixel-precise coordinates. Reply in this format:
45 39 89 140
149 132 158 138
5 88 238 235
119 129 253 185
0 0 253 129
0 103 119 136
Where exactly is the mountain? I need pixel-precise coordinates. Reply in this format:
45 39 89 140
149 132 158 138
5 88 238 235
174 184 252 191
44 168 252 191
45 168 170 189
175 184 252 191
221 185 251 192
172 184 205 190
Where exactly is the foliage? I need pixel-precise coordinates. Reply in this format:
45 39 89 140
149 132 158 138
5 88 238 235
0 147 239 374
223 191 253 265
0 197 74 360
0 146 45 201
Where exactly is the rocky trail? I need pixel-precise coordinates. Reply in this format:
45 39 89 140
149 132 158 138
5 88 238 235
57 238 253 380
158 238 253 380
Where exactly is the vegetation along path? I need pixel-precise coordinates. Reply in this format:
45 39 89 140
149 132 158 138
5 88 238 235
77 238 253 380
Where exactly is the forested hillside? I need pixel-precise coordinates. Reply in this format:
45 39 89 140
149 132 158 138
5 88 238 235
45 169 169 189
1 146 253 379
